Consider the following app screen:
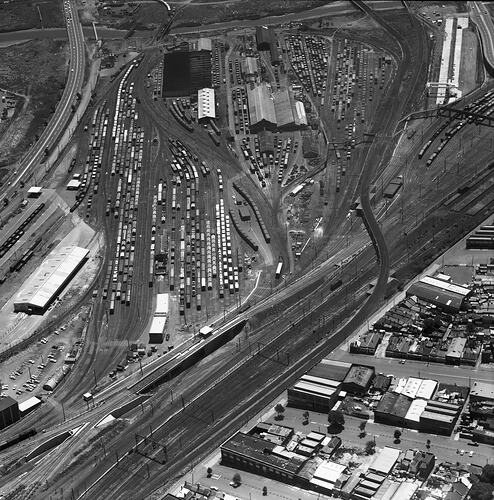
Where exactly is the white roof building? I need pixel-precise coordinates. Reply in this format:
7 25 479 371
197 37 212 51
420 276 471 296
149 316 167 335
310 461 346 491
197 88 216 121
405 398 427 423
14 246 89 314
369 447 401 475
155 293 169 316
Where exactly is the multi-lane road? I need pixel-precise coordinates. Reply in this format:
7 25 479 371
0 0 85 206
470 1 494 76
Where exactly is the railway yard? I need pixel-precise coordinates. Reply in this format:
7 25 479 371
0 1 494 499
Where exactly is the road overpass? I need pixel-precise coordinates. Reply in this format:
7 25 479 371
0 0 85 206
470 1 494 77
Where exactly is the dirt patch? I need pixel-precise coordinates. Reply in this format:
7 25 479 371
0 0 63 31
0 39 68 168
174 0 328 27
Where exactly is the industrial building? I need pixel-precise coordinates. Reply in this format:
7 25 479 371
189 37 212 52
258 130 274 154
149 316 167 344
162 51 212 97
255 26 280 65
18 396 42 417
13 246 89 315
247 85 307 132
242 56 259 78
247 82 277 132
197 88 216 122
221 432 304 485
0 397 20 430
288 359 350 413
406 275 471 312
341 365 374 394
470 381 494 402
273 89 307 130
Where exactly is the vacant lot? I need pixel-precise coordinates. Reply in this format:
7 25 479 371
0 39 67 167
174 0 328 27
0 0 63 32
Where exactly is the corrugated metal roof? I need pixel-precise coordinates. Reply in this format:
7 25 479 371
293 381 336 397
197 37 212 51
301 374 340 389
404 398 427 422
247 83 276 126
274 90 295 127
312 460 346 483
18 396 42 413
309 359 351 381
14 246 88 311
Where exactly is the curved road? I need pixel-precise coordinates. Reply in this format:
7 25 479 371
470 1 494 76
0 0 85 205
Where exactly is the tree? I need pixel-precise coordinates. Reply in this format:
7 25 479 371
206 467 212 478
359 421 366 431
232 472 242 486
327 410 345 429
426 439 431 450
480 464 494 484
469 482 494 500
303 411 309 425
262 486 268 496
365 440 376 455
393 429 402 444
275 403 285 420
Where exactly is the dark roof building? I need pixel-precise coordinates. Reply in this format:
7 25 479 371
221 432 306 485
0 396 20 430
308 359 351 382
374 392 413 427
256 26 273 51
407 276 471 313
371 374 392 393
409 451 435 480
341 365 375 394
162 51 212 97
258 130 274 154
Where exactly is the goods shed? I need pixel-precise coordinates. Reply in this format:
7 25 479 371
273 89 307 130
18 396 42 417
149 316 167 344
13 246 89 315
247 83 276 133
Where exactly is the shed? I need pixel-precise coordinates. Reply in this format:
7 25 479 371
27 186 42 198
18 396 42 417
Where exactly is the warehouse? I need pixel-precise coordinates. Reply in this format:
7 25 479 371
243 56 259 77
162 51 212 97
273 89 307 130
419 400 459 436
197 88 216 121
309 461 347 494
189 37 212 52
18 396 42 417
308 358 351 381
374 391 413 427
155 293 169 316
0 396 20 430
14 246 89 314
470 381 494 402
149 316 167 344
407 275 471 312
341 365 374 394
368 446 401 476
258 130 274 154
247 82 277 132
256 26 274 51
221 432 306 485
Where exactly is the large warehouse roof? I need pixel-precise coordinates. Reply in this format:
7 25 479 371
273 90 307 129
309 359 351 382
155 293 169 316
370 446 401 475
407 282 465 311
247 83 276 127
14 246 89 314
197 88 216 120
420 276 471 296
150 316 167 335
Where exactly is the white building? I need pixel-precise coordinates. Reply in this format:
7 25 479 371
197 88 216 121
